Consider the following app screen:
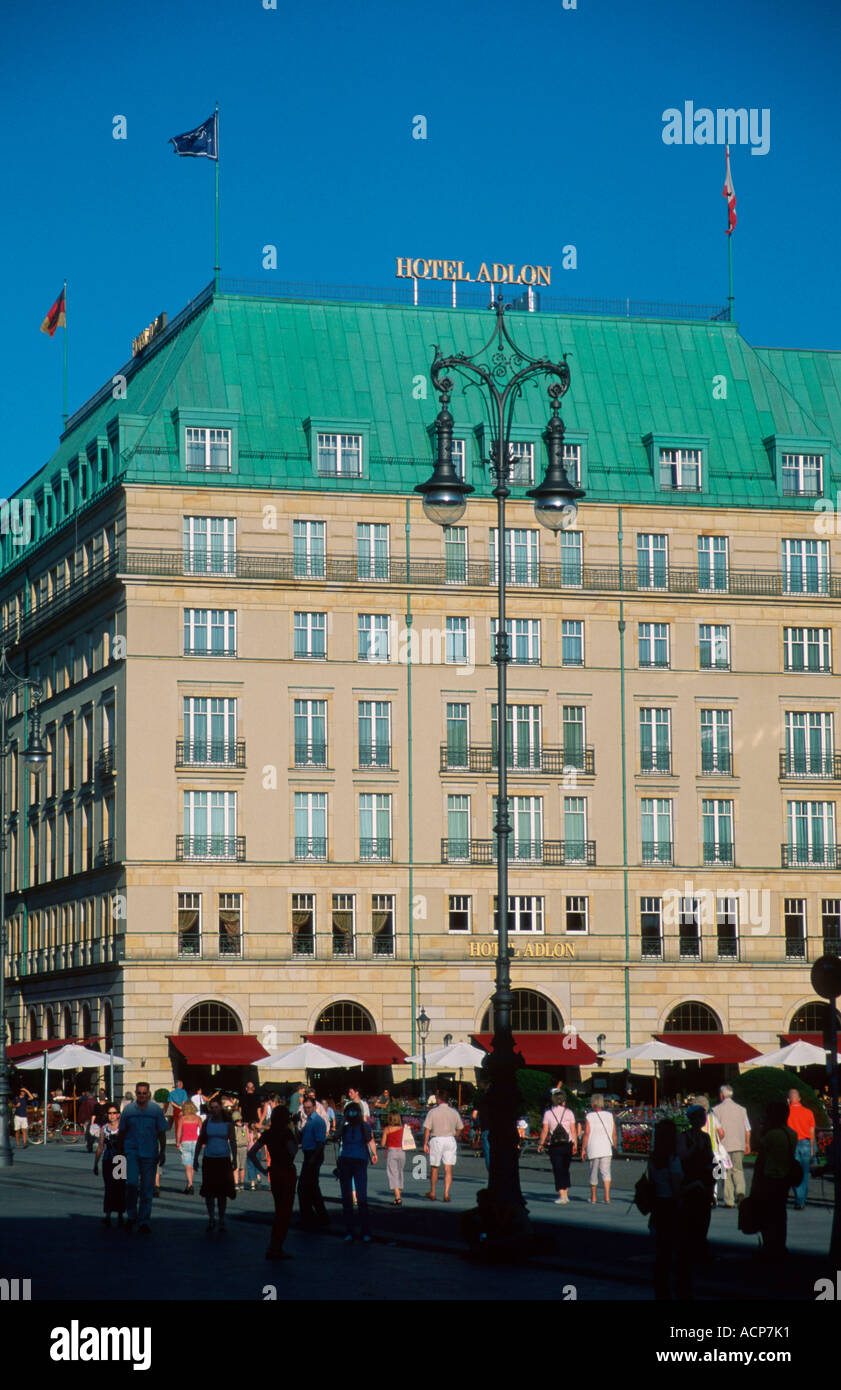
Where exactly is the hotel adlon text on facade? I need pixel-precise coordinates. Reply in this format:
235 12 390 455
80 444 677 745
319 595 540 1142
4 278 841 1089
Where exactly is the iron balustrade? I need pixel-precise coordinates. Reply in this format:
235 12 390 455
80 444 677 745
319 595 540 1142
779 751 841 779
95 839 115 867
96 746 116 777
701 750 733 774
292 935 315 957
781 843 841 868
359 837 392 862
640 749 672 774
678 935 703 959
641 841 674 865
358 742 392 768
183 642 237 657
294 741 327 767
440 744 595 775
441 838 596 865
294 837 328 860
332 936 356 957
785 935 808 960
178 936 201 957
175 835 246 862
218 934 242 956
702 841 735 866
372 935 395 956
175 739 246 768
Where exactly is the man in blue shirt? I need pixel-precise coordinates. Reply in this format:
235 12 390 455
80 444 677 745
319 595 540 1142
297 1096 328 1229
118 1083 168 1234
168 1078 189 1131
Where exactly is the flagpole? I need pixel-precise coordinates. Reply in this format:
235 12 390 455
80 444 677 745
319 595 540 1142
727 232 734 322
214 104 220 292
62 280 68 428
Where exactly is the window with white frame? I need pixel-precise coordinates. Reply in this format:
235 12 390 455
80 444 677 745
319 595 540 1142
448 895 472 933
492 617 541 664
495 795 543 861
178 892 201 956
294 699 327 766
357 613 390 662
294 791 327 860
182 790 237 859
563 796 588 861
294 611 327 659
659 447 701 491
444 525 467 583
446 702 469 767
451 439 466 481
639 622 670 668
640 896 663 958
786 800 837 866
782 453 823 497
183 697 237 765
292 893 315 956
219 892 242 955
445 616 470 665
332 893 355 956
785 711 834 777
490 528 539 585
293 521 326 579
317 433 362 476
372 894 395 956
183 608 236 656
508 441 534 485
700 708 732 773
447 795 471 861
561 619 584 666
637 534 668 589
640 707 672 773
782 538 829 594
784 898 807 958
185 427 231 473
358 700 391 767
562 706 586 768
699 623 729 670
698 535 728 592
492 704 542 769
565 895 589 933
563 443 581 484
702 799 734 865
717 895 739 959
183 516 236 575
359 793 392 860
641 798 673 863
493 895 544 933
784 626 831 673
560 530 582 585
357 523 390 580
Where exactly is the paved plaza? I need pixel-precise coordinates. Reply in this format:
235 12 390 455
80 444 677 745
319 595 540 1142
0 1135 835 1303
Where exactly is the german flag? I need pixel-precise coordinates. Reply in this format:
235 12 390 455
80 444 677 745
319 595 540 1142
40 286 66 337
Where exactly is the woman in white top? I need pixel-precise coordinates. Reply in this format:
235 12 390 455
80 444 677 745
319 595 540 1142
581 1094 617 1204
537 1090 579 1204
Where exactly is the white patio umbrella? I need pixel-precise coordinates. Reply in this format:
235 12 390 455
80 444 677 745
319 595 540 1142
17 1043 131 1143
255 1041 364 1071
405 1041 488 1106
601 1040 713 1107
743 1040 841 1069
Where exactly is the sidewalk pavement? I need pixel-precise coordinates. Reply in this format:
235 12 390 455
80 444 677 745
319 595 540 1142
0 1135 834 1302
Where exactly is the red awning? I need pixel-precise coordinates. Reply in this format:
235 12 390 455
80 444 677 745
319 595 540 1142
781 1033 827 1049
303 1033 408 1065
653 1033 762 1064
471 1033 598 1066
168 1034 269 1066
6 1037 99 1062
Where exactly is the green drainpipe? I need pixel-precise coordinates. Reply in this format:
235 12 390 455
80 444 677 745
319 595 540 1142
618 506 631 1054
405 500 416 1080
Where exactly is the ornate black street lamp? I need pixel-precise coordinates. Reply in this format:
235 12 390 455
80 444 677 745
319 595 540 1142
417 1006 430 1104
0 650 48 1169
416 297 584 1247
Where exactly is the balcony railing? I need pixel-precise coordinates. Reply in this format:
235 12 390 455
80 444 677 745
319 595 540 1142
184 642 237 657
359 837 392 862
440 838 596 866
96 745 116 777
641 841 673 865
640 749 672 774
702 841 735 866
332 937 356 957
178 935 201 957
678 934 702 959
781 843 841 868
294 741 327 767
439 744 595 775
785 935 808 960
700 750 733 774
295 836 327 860
779 751 841 780
95 839 115 867
176 835 246 862
372 935 395 956
359 743 392 768
292 935 315 957
176 739 246 768
218 934 242 956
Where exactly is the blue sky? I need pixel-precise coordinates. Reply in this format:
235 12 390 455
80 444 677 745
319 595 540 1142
1 0 839 490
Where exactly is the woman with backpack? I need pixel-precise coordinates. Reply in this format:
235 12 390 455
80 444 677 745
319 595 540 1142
536 1089 579 1204
336 1101 378 1241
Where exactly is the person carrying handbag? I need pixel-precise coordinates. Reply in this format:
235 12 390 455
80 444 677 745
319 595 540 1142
537 1090 578 1204
581 1095 617 1204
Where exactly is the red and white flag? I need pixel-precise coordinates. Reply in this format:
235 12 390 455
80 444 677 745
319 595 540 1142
722 145 737 235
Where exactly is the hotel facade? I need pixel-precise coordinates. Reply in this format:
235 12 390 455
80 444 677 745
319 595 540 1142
3 279 841 1090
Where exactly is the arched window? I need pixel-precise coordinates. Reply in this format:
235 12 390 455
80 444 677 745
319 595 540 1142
81 1003 92 1042
62 1006 73 1039
28 1008 38 1042
314 1001 374 1032
180 1001 241 1033
790 1002 841 1032
45 1007 55 1040
481 989 562 1033
102 1000 113 1052
664 1002 721 1033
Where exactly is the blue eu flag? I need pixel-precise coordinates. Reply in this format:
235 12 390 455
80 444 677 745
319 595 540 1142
170 112 218 160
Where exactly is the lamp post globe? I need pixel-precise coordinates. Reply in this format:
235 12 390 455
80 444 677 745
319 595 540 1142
23 705 48 772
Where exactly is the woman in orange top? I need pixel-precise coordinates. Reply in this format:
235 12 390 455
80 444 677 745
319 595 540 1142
380 1111 406 1206
175 1100 202 1194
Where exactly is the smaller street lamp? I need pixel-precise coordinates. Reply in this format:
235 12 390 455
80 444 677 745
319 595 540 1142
417 1007 430 1105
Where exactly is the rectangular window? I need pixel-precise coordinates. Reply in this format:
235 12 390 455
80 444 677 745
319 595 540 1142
698 536 729 592
782 453 823 497
445 616 470 665
294 699 327 767
219 892 242 956
183 609 237 656
372 894 395 957
64 809 74 877
565 895 589 933
563 443 581 485
639 622 670 669
294 792 327 860
82 710 93 782
699 624 730 670
359 793 392 860
63 720 75 790
562 706 585 769
357 523 390 581
185 427 231 473
357 613 389 662
492 618 541 665
332 893 355 957
444 525 467 583
183 516 236 575
563 796 588 862
784 898 807 960
717 895 739 960
659 447 701 491
702 799 734 865
448 895 472 933
295 612 327 660
641 799 673 864
446 702 469 768
640 708 672 773
637 534 668 590
508 441 534 485
178 892 201 956
451 439 466 481
496 795 543 861
358 701 391 767
493 895 544 934
784 627 831 673
785 711 834 777
447 794 471 861
560 530 582 586
183 697 237 765
782 538 829 594
700 709 733 774
640 896 663 958
561 619 584 667
490 528 539 586
182 790 237 860
679 897 701 959
293 521 326 579
492 704 542 770
821 898 841 957
292 892 315 957
786 800 837 866
317 432 362 477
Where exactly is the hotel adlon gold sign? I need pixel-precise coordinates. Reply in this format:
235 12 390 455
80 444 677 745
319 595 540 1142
396 257 551 287
469 940 575 959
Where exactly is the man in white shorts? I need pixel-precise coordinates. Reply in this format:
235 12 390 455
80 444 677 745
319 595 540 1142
423 1091 463 1201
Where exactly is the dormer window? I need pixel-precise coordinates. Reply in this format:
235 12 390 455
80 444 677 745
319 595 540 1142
659 447 701 491
782 453 823 498
186 427 231 473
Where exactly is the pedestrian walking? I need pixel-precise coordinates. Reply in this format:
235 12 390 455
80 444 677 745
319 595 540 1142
297 1096 329 1228
537 1089 578 1204
168 1078 188 1132
581 1094 616 1204
190 1086 208 1117
786 1089 815 1209
246 1123 264 1188
336 1101 377 1241
347 1086 371 1119
234 1110 249 1190
94 1104 126 1228
423 1090 463 1202
380 1111 407 1205
117 1082 168 1235
287 1085 305 1117
12 1087 34 1148
749 1100 799 1262
250 1107 299 1259
175 1100 201 1193
239 1080 262 1128
712 1085 751 1208
78 1090 97 1152
646 1118 689 1299
677 1104 714 1261
195 1095 237 1232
